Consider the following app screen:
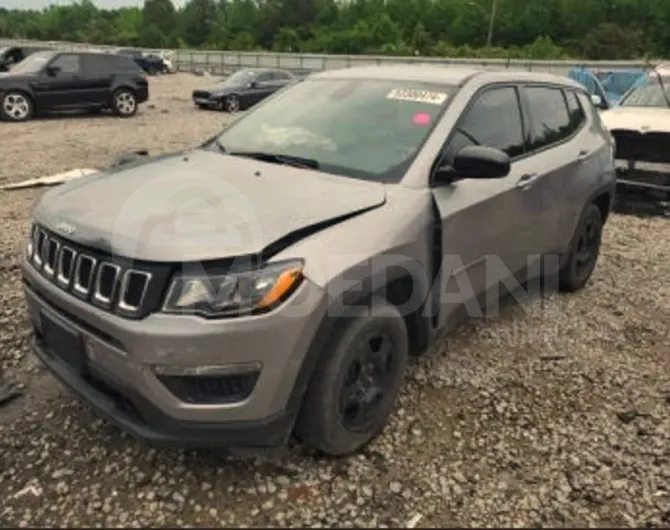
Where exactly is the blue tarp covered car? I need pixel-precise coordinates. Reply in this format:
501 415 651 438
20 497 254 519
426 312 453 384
568 66 646 109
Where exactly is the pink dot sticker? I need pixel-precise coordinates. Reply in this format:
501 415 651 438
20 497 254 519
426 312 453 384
413 112 431 126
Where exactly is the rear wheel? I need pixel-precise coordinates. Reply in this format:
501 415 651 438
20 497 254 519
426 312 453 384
559 204 603 292
112 89 137 118
1 91 34 122
295 296 409 456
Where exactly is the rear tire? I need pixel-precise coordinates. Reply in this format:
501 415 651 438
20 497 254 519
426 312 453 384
295 296 409 456
558 204 603 292
1 91 34 122
112 89 137 118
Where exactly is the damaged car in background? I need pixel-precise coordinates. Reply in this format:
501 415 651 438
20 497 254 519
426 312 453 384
192 68 297 112
22 65 615 457
599 65 670 215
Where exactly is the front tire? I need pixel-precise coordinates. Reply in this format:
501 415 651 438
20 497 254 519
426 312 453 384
559 204 604 292
1 91 34 122
112 89 137 118
295 296 409 456
224 94 240 113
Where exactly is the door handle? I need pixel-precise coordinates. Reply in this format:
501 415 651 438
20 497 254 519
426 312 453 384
577 149 590 161
515 173 538 190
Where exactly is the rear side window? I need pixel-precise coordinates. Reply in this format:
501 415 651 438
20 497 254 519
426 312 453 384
524 86 573 150
577 91 605 128
114 55 142 72
83 54 139 74
82 54 112 74
564 89 586 134
445 86 525 161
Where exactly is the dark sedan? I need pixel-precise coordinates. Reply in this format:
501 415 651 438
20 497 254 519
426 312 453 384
114 48 168 75
192 68 296 112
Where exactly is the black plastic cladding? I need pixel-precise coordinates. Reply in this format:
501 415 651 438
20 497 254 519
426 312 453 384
27 225 172 320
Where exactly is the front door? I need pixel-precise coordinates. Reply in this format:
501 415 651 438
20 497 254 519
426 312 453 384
248 71 278 105
431 85 537 328
32 53 90 109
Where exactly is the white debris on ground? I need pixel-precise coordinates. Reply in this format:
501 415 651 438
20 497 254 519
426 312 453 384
0 74 668 527
0 168 99 190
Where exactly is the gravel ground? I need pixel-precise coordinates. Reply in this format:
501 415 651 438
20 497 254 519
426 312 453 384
1 73 669 527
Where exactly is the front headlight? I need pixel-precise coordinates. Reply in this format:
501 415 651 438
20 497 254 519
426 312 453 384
163 260 304 318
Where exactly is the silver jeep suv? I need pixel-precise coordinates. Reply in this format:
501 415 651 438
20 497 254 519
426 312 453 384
22 65 616 456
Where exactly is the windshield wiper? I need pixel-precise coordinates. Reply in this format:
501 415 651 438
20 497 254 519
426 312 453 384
228 150 319 170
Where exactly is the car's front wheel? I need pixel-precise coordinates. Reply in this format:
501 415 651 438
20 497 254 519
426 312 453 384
112 89 138 118
224 94 240 113
0 91 34 122
295 296 409 456
559 203 604 292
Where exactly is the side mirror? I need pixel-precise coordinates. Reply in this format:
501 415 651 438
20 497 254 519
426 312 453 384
435 146 511 183
46 65 60 77
248 80 258 88
591 94 608 110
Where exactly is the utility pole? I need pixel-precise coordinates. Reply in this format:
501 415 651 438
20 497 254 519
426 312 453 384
486 0 498 47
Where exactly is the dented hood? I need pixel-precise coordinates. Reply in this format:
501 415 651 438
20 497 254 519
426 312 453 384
600 106 670 133
33 149 386 262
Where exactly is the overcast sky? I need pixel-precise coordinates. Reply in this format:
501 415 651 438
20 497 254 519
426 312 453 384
3 0 185 9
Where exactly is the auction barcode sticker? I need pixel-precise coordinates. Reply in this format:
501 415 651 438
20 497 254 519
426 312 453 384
386 88 448 105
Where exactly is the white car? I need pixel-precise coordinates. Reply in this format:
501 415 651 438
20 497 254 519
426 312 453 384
598 67 670 201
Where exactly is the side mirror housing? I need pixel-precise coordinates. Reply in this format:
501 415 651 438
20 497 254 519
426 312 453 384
45 65 60 77
434 145 511 183
591 94 608 110
248 80 257 88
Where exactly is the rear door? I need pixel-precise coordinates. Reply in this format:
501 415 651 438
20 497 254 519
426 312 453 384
517 84 588 257
431 84 534 326
81 54 115 105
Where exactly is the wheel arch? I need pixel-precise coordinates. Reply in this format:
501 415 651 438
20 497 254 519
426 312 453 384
285 263 432 416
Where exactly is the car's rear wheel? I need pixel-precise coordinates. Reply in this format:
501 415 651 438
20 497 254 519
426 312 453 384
559 204 603 292
112 89 137 118
1 91 34 122
225 94 240 113
295 296 408 456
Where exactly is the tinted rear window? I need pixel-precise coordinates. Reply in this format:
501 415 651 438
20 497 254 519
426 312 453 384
524 86 573 150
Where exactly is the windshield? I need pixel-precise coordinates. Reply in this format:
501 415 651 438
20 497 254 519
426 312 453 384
223 69 256 86
618 76 670 108
215 78 455 182
10 51 54 74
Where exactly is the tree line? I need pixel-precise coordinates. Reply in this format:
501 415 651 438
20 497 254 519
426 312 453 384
1 0 669 60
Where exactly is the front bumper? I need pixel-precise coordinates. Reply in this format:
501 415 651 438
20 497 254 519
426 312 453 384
22 258 327 448
193 96 219 108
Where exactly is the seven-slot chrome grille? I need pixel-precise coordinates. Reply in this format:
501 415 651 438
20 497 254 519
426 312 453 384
25 224 168 319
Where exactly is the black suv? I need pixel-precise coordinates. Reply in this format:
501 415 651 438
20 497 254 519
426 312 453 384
0 50 149 122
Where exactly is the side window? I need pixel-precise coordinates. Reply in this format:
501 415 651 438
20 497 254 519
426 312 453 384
564 89 586 134
256 72 273 82
445 86 525 162
577 90 605 128
275 71 292 81
49 54 81 75
82 54 110 74
524 86 572 151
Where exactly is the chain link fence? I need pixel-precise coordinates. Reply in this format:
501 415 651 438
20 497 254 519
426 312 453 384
0 37 652 77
